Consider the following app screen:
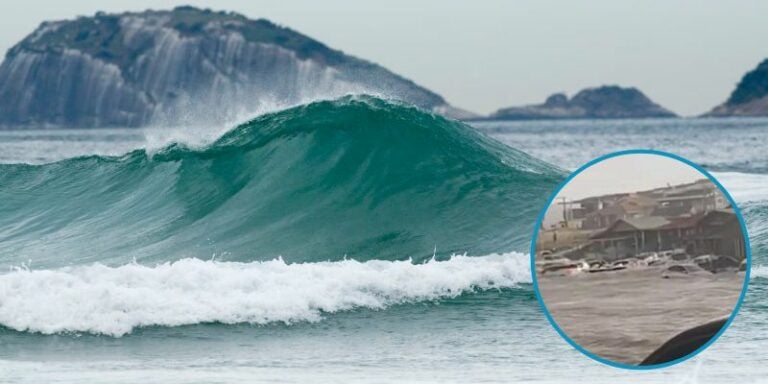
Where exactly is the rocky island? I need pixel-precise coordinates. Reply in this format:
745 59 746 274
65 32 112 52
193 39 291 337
706 59 768 117
0 6 472 128
485 85 677 120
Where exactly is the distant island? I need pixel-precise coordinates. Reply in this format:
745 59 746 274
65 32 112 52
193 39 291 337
705 59 768 117
482 86 677 121
2 6 764 127
0 6 473 128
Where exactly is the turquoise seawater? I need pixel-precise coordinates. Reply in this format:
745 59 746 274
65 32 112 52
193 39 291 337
0 98 766 383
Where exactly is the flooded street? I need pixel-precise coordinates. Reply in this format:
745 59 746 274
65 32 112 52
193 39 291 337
538 267 745 364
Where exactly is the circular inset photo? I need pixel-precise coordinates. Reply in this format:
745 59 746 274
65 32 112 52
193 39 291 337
531 150 750 369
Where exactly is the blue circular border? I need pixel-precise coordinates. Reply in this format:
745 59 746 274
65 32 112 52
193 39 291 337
529 149 752 370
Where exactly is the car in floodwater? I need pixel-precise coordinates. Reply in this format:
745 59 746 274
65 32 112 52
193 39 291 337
661 263 709 278
588 264 627 273
693 254 740 273
535 254 570 273
538 258 590 276
669 251 691 262
586 259 608 269
637 251 660 265
639 249 687 266
613 258 647 269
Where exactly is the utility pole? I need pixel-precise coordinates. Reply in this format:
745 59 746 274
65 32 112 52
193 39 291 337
557 196 569 228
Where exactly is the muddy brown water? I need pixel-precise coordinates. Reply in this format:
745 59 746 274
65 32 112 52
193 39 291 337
537 266 745 365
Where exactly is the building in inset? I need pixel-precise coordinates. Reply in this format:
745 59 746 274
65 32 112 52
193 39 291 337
567 179 727 231
588 209 744 260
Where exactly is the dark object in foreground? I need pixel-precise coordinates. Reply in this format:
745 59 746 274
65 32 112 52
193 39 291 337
640 318 727 365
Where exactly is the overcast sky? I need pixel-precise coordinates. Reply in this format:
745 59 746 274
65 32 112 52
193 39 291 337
543 154 709 227
556 154 706 201
1 1 767 116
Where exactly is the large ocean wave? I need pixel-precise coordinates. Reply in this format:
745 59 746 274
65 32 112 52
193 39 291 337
0 96 562 269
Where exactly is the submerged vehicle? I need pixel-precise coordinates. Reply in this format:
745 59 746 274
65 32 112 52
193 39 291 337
540 260 590 276
692 254 740 273
669 251 691 262
587 259 608 269
613 258 647 269
712 255 740 271
536 250 587 275
536 255 571 274
588 264 627 273
647 256 669 266
661 263 708 278
638 251 660 265
639 249 684 266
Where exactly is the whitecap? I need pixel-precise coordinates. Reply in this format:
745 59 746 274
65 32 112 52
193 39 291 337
0 253 530 337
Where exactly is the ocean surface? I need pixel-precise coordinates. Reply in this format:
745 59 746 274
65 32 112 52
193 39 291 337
0 97 766 383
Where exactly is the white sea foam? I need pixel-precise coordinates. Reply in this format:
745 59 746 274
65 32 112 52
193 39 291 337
0 253 530 337
140 92 391 155
751 265 768 279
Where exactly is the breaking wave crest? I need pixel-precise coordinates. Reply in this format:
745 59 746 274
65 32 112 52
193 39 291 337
0 253 530 337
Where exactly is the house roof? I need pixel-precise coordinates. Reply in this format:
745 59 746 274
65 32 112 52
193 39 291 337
656 194 711 202
590 216 670 239
651 204 693 217
585 204 626 217
573 179 713 206
622 216 671 230
661 213 706 229
619 194 657 207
